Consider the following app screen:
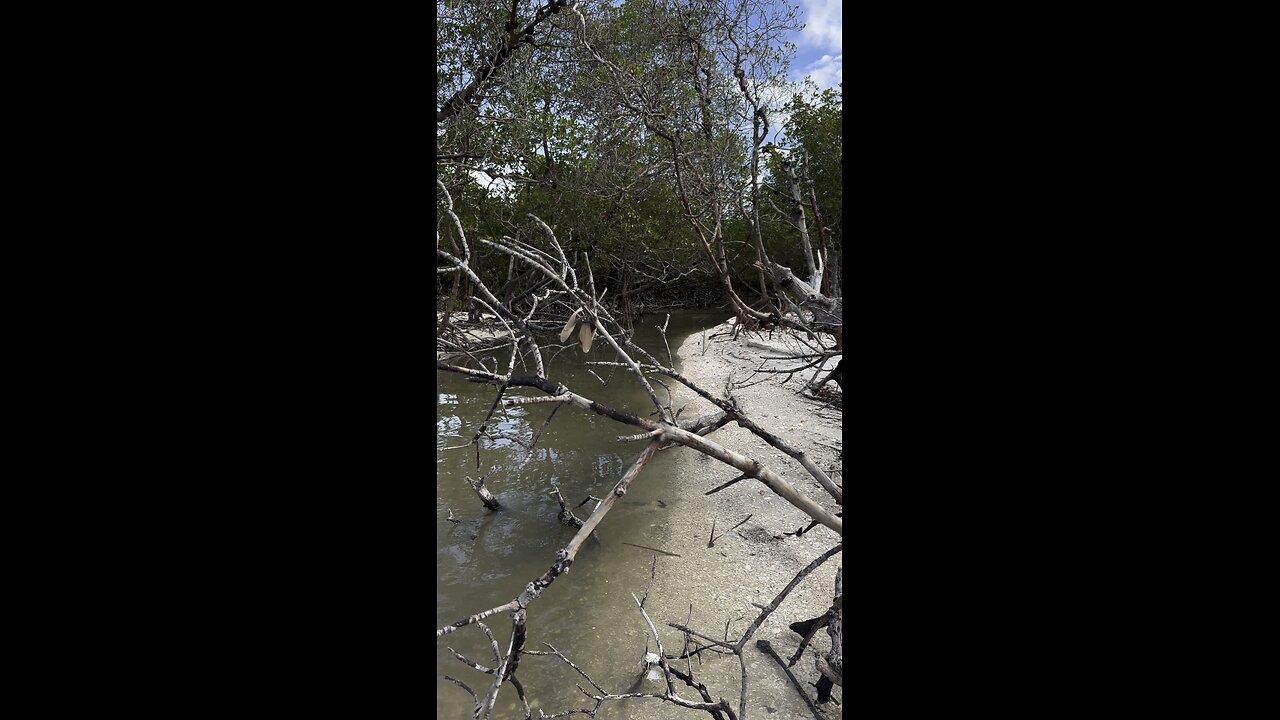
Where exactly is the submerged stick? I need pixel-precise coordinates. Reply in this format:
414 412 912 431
622 542 681 558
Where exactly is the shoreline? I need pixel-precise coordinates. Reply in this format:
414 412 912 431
630 318 842 718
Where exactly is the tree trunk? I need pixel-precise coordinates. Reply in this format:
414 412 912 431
770 149 819 293
802 148 832 296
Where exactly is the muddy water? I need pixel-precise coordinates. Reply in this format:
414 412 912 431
436 311 726 719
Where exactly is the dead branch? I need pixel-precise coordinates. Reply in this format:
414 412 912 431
575 495 603 509
549 484 584 528
447 646 495 675
666 623 738 651
526 637 735 719
465 475 501 511
438 360 842 534
735 544 842 654
437 439 663 718
590 360 841 505
787 613 832 668
478 229 671 422
509 675 531 720
628 593 738 718
435 223 545 380
444 675 478 704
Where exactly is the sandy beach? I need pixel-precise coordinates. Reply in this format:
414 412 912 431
605 319 843 718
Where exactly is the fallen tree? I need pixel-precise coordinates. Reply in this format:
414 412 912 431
436 190 841 719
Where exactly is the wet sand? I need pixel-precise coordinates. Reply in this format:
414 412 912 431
597 319 843 719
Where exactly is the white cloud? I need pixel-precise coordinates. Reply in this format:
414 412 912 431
802 53 842 92
797 0 842 53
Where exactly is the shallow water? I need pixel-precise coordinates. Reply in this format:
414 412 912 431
436 310 727 719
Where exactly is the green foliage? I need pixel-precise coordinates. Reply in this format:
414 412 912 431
775 81 842 249
438 0 840 305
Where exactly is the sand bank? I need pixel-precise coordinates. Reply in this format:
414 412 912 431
605 319 842 718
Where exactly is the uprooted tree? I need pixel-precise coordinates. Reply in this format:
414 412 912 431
437 1 842 718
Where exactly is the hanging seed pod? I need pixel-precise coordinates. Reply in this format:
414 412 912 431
559 308 583 342
578 321 594 353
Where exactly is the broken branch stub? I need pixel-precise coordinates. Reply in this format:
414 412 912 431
465 475 501 510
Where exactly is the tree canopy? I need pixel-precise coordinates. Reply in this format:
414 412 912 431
437 0 842 316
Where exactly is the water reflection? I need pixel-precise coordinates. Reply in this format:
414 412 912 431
437 311 727 719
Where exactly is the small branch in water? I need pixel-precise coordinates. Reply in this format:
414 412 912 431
708 519 719 548
730 514 752 530
447 646 495 674
549 485 584 528
575 495 604 509
443 675 478 703
658 312 674 368
621 542 681 557
465 475 501 510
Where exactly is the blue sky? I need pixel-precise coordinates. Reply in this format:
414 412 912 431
753 0 840 146
790 0 842 93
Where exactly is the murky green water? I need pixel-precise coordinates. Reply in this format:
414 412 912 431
437 311 726 719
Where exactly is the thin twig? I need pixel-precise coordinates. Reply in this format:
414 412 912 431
622 542 682 558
